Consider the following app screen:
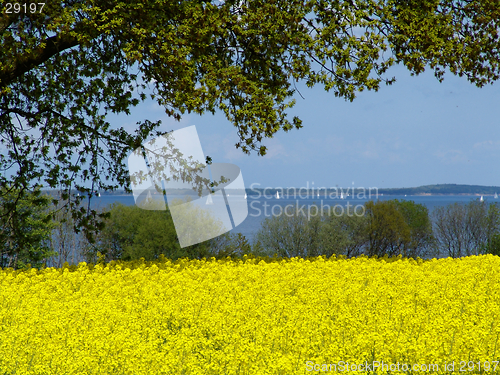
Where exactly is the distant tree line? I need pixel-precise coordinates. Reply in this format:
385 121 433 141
254 199 500 259
45 198 251 267
1 188 499 269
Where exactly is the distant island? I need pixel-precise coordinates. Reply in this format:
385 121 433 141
377 184 500 196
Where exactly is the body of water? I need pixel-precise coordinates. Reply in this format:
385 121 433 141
88 194 495 244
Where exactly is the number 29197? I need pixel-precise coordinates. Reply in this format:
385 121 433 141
4 3 45 14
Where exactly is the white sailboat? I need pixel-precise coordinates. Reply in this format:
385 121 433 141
244 193 247 199
340 191 344 199
206 194 213 205
480 195 484 202
276 191 280 199
317 191 320 198
495 192 498 199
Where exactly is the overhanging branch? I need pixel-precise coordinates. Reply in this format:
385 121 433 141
0 32 81 88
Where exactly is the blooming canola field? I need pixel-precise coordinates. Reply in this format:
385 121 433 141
1 255 500 374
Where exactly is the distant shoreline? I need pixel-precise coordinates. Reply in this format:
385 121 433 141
42 184 500 197
408 194 495 197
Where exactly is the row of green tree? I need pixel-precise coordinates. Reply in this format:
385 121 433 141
0 189 253 268
255 199 500 259
1 187 499 269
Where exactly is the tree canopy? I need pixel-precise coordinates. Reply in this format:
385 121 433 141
1 0 499 235
0 186 56 268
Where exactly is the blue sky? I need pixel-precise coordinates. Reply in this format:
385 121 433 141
114 63 500 190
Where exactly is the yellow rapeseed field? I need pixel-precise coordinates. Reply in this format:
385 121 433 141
1 254 500 374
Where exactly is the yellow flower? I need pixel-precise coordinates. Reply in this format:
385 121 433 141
1 255 500 373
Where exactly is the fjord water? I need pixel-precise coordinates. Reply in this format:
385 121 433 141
89 194 494 244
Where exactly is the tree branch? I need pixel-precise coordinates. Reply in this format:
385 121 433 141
0 32 80 88
0 12 15 34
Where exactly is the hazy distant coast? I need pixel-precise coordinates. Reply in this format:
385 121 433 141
376 184 500 196
46 184 500 197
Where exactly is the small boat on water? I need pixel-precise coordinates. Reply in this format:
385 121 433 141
276 191 280 199
244 193 247 199
206 194 213 205
340 192 344 199
495 192 498 199
480 196 484 202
